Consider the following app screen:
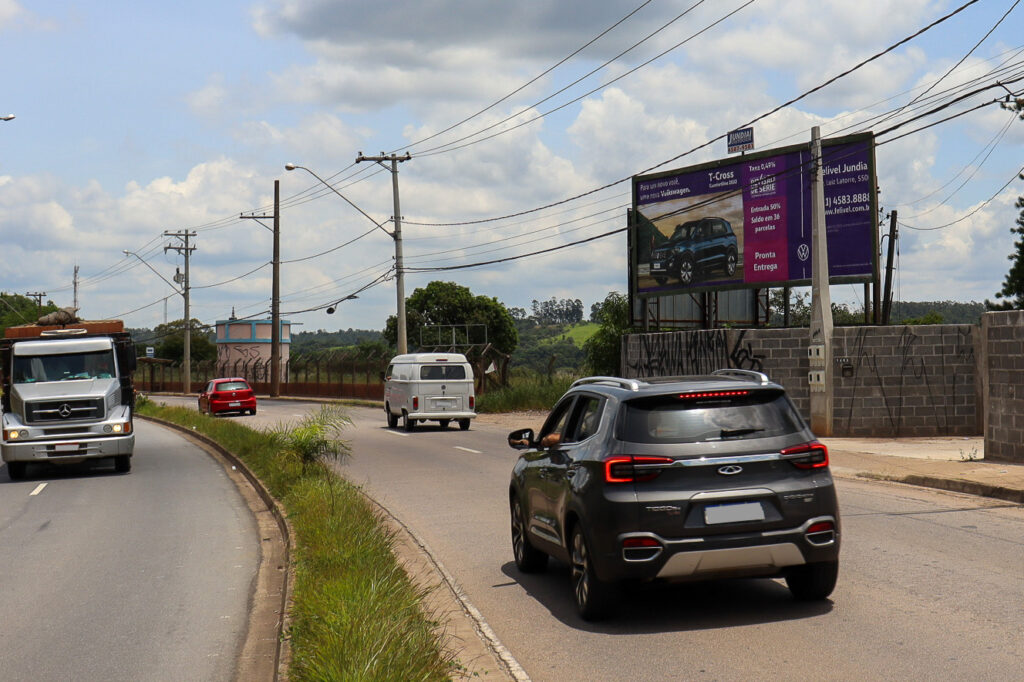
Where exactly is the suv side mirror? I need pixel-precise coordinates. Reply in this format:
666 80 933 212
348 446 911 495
508 428 535 449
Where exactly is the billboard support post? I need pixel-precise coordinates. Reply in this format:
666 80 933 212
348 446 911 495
808 126 834 436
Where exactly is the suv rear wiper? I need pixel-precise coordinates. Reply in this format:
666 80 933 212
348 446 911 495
719 428 764 439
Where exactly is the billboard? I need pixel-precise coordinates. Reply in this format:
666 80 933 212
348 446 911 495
631 132 877 297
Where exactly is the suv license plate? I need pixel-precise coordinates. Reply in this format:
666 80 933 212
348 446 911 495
705 501 765 524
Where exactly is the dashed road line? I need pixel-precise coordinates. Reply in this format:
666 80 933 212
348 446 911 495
455 446 482 454
385 430 410 437
29 483 47 496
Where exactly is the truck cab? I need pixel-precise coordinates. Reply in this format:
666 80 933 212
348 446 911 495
1 323 137 479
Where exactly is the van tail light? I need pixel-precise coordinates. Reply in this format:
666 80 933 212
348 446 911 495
468 395 475 410
412 396 419 410
782 441 829 469
604 455 674 483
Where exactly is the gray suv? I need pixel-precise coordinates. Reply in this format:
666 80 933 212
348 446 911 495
508 370 840 620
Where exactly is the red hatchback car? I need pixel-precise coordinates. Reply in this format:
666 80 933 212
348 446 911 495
198 378 257 416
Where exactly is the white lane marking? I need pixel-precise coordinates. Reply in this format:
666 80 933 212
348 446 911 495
29 483 47 496
455 446 481 454
386 430 409 437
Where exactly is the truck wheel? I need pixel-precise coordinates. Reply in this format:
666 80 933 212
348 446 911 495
403 412 416 431
114 455 132 473
459 418 471 431
386 406 398 428
6 461 27 480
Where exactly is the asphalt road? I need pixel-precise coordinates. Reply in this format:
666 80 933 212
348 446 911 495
157 397 1024 680
0 420 259 681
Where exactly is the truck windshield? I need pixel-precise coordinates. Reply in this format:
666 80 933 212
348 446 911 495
12 350 116 383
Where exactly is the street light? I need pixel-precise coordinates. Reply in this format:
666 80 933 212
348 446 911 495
326 294 358 315
284 162 408 353
1 115 14 122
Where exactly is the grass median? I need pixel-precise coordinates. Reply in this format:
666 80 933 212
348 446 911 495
137 399 457 681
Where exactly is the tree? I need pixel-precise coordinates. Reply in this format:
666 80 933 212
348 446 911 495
583 292 631 375
383 281 519 355
987 98 1024 310
987 194 1024 310
0 294 59 336
152 319 216 364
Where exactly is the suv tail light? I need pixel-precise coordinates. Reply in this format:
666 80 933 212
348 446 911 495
782 441 829 469
622 536 664 561
604 455 674 483
805 520 836 545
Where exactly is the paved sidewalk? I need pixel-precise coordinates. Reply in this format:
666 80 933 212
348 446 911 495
823 436 1024 504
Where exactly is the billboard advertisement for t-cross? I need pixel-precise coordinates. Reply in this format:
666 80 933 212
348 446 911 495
631 132 877 296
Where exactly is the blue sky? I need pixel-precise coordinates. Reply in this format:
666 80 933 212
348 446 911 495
2 0 1022 334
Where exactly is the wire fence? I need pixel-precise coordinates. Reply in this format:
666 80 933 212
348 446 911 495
135 350 390 400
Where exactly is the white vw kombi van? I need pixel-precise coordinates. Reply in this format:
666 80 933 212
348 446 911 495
383 353 476 431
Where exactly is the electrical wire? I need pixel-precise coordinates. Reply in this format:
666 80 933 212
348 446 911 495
397 0 657 153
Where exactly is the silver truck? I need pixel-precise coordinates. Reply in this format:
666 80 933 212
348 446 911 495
1 323 137 479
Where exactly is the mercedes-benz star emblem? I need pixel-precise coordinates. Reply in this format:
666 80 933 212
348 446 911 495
58 403 73 418
718 465 743 476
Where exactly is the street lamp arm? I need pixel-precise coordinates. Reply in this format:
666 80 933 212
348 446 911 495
122 250 183 297
284 163 394 239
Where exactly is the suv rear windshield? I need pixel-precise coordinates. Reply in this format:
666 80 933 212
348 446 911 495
619 390 804 444
419 365 467 380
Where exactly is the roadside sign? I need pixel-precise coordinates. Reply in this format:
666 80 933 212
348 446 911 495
728 127 754 154
146 346 155 358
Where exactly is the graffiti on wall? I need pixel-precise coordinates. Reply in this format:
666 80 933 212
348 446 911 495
626 329 765 377
840 325 974 436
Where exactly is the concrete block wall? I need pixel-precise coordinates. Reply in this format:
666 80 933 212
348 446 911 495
623 323 979 438
982 310 1024 463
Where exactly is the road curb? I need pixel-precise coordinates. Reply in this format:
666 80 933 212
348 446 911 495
359 492 531 682
846 470 1024 504
139 416 293 682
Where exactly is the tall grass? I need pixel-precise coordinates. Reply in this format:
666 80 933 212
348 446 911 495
477 371 579 413
137 401 456 681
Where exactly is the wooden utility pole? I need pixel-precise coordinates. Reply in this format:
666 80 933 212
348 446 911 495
881 210 898 325
241 181 281 396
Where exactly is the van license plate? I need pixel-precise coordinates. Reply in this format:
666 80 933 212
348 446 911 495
705 501 764 524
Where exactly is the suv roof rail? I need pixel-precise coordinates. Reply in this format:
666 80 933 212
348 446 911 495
571 376 641 392
711 368 771 385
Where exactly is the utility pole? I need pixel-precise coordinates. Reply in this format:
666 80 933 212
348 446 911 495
73 265 79 311
165 231 196 394
356 151 411 354
881 210 898 325
808 127 834 436
24 291 46 318
241 180 281 397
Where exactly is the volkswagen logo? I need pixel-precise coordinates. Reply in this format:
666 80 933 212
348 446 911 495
58 403 73 419
718 465 743 476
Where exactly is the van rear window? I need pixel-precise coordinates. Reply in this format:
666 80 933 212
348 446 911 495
419 365 467 380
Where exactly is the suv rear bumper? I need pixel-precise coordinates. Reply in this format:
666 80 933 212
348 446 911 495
597 515 840 582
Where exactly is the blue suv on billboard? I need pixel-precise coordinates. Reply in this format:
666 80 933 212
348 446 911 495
650 217 738 286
